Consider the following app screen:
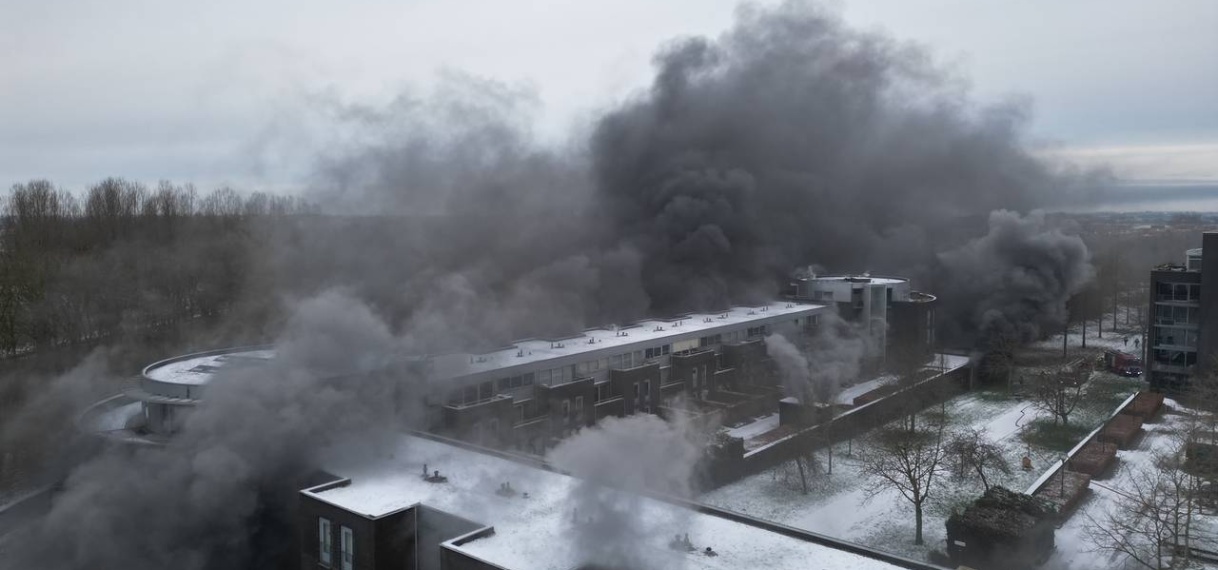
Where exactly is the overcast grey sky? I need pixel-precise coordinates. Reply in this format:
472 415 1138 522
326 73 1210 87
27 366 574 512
2 0 1215 190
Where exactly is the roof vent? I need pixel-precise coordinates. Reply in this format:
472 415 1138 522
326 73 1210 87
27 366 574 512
422 464 448 483
495 481 518 498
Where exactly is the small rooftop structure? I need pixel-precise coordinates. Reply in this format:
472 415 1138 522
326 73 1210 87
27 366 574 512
946 486 1057 570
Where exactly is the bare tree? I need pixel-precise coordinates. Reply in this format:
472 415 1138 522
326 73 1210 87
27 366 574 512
1085 451 1199 570
1030 367 1086 425
946 428 1011 491
860 421 949 545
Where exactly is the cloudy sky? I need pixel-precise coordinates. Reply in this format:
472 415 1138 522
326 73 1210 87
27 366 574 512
2 0 1215 191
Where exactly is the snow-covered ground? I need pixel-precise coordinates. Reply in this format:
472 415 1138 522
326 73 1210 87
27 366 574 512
700 374 1142 563
1051 400 1218 570
702 392 1049 560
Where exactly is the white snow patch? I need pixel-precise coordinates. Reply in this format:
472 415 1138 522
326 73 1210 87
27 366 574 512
726 414 780 441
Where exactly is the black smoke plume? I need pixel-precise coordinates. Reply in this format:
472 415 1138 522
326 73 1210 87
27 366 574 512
590 1 1088 319
936 210 1093 347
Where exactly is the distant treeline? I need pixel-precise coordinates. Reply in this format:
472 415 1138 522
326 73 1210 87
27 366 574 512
0 178 315 357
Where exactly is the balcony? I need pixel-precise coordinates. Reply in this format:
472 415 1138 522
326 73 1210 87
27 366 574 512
445 393 512 411
1154 318 1199 328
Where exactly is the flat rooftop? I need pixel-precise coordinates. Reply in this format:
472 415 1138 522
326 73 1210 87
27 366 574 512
143 301 827 387
432 300 826 380
304 436 913 570
143 349 274 386
799 275 907 286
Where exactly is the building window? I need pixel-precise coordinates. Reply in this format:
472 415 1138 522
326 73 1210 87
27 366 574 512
340 525 353 570
479 381 493 401
644 345 671 359
574 396 584 424
319 518 332 567
642 380 651 413
699 334 721 347
746 326 767 337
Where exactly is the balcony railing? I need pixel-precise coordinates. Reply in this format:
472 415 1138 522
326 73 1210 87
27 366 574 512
445 393 512 410
1154 318 1199 327
1155 295 1200 304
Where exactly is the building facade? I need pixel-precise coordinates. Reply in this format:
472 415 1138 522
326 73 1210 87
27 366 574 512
426 302 828 453
788 272 937 366
82 302 832 453
1147 231 1218 392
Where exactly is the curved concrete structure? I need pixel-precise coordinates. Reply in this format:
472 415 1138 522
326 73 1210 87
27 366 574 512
81 346 275 441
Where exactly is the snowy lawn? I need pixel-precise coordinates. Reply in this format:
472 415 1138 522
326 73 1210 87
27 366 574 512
703 393 1052 561
701 373 1143 564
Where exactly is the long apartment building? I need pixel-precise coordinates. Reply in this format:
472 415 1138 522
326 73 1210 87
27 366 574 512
426 301 828 453
1147 231 1218 391
85 301 829 452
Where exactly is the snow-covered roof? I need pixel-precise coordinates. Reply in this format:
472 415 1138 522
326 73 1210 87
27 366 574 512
801 275 907 286
139 302 825 389
429 301 826 380
304 436 909 570
143 348 274 386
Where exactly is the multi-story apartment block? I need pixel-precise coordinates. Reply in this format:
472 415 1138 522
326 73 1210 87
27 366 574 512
90 301 830 452
1148 231 1218 392
426 301 827 452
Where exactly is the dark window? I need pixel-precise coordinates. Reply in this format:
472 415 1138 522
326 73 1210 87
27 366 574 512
340 526 353 570
319 518 332 567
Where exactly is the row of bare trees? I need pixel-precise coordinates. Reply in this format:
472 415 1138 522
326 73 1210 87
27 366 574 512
0 179 314 356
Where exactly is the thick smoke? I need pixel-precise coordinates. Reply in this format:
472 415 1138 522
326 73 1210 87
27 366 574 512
590 1 1087 316
2 292 421 569
278 0 1091 342
764 334 814 401
548 414 703 570
766 311 877 403
936 210 1093 347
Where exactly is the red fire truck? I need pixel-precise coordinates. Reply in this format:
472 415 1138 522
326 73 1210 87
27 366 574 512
1104 349 1143 377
